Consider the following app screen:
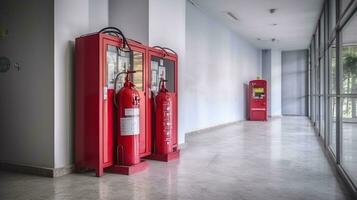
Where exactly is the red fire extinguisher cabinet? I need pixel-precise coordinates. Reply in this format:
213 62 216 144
75 33 151 176
145 47 180 161
248 79 268 121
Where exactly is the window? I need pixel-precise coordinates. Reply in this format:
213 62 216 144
329 40 337 154
340 0 353 16
132 52 144 90
341 11 357 95
316 28 320 56
341 10 357 186
320 11 326 52
329 0 337 33
341 97 357 183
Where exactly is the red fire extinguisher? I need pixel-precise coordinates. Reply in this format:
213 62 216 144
114 70 141 166
155 79 173 154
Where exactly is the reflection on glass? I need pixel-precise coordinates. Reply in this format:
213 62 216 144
342 97 357 184
316 96 320 130
132 52 143 90
341 45 357 94
115 49 130 90
329 97 337 154
320 97 325 138
315 63 320 130
340 0 352 16
320 57 325 137
151 56 175 93
341 13 357 95
107 45 118 88
330 41 337 94
329 0 336 33
315 29 319 54
320 11 325 51
106 47 144 91
311 42 316 123
340 10 357 187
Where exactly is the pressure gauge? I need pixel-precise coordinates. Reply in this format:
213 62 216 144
0 56 11 73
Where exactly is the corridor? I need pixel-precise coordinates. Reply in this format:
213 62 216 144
0 117 352 200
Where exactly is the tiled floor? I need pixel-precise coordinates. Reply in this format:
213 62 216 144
0 117 353 200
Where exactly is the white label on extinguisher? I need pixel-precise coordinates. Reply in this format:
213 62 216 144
125 108 139 116
120 117 140 135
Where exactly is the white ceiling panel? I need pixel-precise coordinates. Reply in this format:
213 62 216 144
191 0 325 50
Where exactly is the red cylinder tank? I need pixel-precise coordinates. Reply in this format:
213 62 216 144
155 79 173 154
116 71 141 166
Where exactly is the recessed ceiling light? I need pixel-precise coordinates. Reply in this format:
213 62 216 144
188 0 199 8
226 12 239 21
269 8 277 14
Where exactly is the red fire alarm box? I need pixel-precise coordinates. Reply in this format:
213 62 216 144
75 31 151 176
248 79 267 121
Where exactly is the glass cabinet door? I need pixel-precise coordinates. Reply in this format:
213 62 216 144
150 56 176 93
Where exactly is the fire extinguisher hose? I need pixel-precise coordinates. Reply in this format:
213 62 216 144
99 27 131 51
99 27 134 70
162 47 178 57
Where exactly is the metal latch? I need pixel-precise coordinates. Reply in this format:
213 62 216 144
104 86 108 100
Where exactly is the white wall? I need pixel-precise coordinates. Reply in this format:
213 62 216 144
282 50 308 116
90 0 109 31
149 0 186 144
185 3 261 134
271 50 282 116
0 0 54 168
54 0 108 168
261 49 282 117
109 0 149 44
262 50 272 116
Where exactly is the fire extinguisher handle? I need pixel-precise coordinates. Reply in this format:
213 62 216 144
159 78 168 91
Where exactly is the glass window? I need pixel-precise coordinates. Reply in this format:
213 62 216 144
107 45 144 91
320 11 325 52
316 62 320 130
311 39 316 123
308 48 312 118
330 97 337 154
312 70 316 123
329 40 337 155
151 56 175 93
329 0 336 33
342 97 357 183
316 29 320 56
330 40 337 94
341 10 357 186
320 57 325 137
107 45 118 89
340 0 353 16
341 12 357 95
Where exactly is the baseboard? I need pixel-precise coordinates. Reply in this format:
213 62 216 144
0 162 74 178
185 120 242 138
53 165 74 177
269 115 282 118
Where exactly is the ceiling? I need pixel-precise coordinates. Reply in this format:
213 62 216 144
191 0 325 50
